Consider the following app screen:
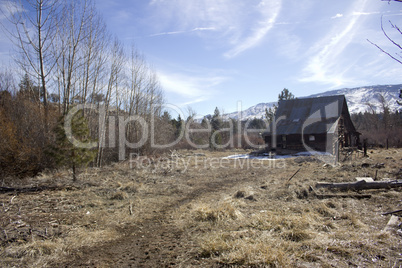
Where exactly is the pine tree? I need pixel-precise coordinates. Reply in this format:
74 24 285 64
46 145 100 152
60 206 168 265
278 88 295 101
49 112 97 181
175 114 183 138
210 107 223 149
18 74 38 102
265 105 277 124
211 107 222 131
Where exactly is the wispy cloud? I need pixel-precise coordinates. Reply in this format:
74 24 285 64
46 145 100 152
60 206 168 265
352 11 380 16
331 13 343 19
224 1 281 58
148 0 282 58
149 31 186 37
157 69 228 107
180 97 210 107
299 0 370 87
149 27 216 37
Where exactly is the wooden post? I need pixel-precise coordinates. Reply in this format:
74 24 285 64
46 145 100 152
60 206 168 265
363 139 367 157
336 140 339 164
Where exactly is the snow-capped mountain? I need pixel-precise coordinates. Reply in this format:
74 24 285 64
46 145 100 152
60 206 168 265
307 84 400 114
223 84 401 120
223 102 277 120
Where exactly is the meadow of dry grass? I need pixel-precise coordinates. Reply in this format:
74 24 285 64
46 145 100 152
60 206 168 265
0 148 401 267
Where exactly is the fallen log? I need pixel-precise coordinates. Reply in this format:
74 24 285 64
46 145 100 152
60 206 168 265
309 186 371 199
315 193 371 199
315 180 402 191
0 185 68 193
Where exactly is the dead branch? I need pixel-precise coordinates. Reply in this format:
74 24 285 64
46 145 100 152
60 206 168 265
382 209 402 216
367 39 402 65
286 168 301 183
129 202 133 215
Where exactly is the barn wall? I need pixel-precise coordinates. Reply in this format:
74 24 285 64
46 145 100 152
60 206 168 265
264 133 332 153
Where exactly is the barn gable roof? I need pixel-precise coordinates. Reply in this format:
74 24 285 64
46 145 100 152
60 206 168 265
267 95 356 136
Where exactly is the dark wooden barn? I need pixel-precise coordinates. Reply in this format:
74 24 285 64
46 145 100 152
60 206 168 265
263 95 360 155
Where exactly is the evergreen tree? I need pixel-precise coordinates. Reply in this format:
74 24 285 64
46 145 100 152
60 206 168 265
49 112 97 181
211 107 222 131
278 88 295 101
162 111 171 121
201 117 208 128
265 88 294 123
171 114 183 138
210 107 223 149
49 93 60 103
265 105 277 124
18 74 39 102
248 118 266 129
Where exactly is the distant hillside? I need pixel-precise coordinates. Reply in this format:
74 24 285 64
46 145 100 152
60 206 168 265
222 84 401 120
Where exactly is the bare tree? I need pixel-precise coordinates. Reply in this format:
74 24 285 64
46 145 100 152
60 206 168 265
0 69 17 94
80 12 109 108
186 106 197 121
55 0 95 114
379 93 391 129
97 37 125 166
125 47 147 148
2 0 169 167
2 0 62 127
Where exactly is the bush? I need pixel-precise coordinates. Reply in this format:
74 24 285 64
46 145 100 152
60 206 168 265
0 92 55 178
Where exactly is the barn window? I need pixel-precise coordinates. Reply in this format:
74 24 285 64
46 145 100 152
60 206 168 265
309 135 315 141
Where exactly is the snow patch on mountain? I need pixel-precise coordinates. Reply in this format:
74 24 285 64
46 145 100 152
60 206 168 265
223 84 401 120
307 84 400 114
223 102 277 120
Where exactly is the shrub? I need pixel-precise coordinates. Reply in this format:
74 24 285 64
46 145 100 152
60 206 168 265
48 112 97 181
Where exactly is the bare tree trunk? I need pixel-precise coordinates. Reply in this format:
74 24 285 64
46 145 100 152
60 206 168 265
97 38 125 166
37 3 49 126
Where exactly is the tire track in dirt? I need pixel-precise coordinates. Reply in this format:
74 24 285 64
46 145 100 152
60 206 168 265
58 176 250 267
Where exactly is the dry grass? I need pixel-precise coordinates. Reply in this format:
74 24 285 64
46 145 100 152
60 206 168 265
192 201 243 222
179 199 320 266
0 166 145 267
171 149 402 267
1 148 401 267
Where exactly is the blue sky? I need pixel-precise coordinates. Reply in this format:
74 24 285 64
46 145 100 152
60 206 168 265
1 0 402 116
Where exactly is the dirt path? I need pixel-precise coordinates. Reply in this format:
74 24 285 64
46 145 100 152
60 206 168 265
64 214 195 267
58 178 245 267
